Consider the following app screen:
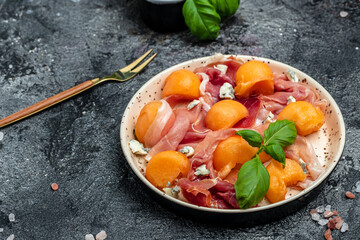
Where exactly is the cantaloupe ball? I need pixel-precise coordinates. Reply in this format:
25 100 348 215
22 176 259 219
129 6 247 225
277 101 325 136
265 158 306 203
146 151 190 188
135 101 162 144
205 100 249 131
161 69 201 100
234 61 274 98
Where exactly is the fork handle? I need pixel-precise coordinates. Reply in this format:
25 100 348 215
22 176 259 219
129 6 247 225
0 78 99 128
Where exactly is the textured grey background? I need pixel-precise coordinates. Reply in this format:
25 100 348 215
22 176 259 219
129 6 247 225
0 0 359 239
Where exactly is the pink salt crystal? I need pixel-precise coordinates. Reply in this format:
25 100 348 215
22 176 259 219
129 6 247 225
96 230 107 240
324 210 334 218
309 209 318 215
324 229 332 240
335 219 344 230
345 191 355 199
328 218 335 230
332 211 338 215
333 216 342 223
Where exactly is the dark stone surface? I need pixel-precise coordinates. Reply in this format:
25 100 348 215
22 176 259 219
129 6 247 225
0 0 359 239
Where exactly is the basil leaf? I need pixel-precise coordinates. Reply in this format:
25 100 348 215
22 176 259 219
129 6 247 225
236 130 263 148
264 144 286 167
182 0 221 40
209 0 240 20
264 120 297 147
235 155 270 209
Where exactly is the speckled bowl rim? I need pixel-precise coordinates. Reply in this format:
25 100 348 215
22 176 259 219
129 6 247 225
120 55 346 213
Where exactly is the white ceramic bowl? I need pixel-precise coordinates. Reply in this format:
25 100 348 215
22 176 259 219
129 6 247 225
120 55 345 224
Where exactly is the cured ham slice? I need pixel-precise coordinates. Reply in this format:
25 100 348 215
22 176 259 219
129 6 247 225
145 105 201 161
188 129 238 180
234 97 261 128
143 99 175 148
178 178 238 208
285 136 324 180
259 74 327 114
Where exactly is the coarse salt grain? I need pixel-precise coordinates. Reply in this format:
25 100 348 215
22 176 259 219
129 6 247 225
340 222 349 232
0 228 3 232
96 230 107 240
335 219 344 230
340 11 348 18
345 191 355 199
85 234 95 240
324 210 334 218
8 213 15 222
324 229 332 240
355 181 360 193
316 205 325 213
311 213 321 221
318 219 329 226
310 209 318 215
7 234 15 240
328 218 335 230
325 205 331 211
0 132 4 141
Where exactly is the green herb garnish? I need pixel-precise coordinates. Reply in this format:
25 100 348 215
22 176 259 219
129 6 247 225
182 0 240 40
234 120 297 209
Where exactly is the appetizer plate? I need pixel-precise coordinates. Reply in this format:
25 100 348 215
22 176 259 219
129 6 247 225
120 55 345 225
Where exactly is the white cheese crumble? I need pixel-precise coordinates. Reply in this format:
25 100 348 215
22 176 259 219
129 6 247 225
263 111 275 123
187 99 200 110
179 146 195 157
194 164 210 176
287 95 296 104
286 70 299 82
214 64 228 75
129 139 149 155
299 158 308 174
163 186 180 198
219 82 235 100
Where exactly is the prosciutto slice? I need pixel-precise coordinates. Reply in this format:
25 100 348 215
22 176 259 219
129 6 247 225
145 105 201 161
285 135 324 181
178 178 238 208
188 128 238 181
259 74 327 114
143 99 175 148
234 97 261 128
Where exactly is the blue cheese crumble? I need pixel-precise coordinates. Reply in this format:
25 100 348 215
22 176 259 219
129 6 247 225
299 158 308 174
214 64 228 75
129 139 149 155
263 111 275 123
163 186 180 198
287 95 296 104
187 100 200 110
219 82 235 100
179 146 195 157
286 70 300 83
194 164 210 176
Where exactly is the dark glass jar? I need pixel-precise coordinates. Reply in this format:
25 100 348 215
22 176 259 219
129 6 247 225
139 0 187 33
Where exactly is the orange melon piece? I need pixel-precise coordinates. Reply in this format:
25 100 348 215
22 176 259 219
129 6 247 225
135 101 162 144
213 135 257 178
161 69 201 100
205 100 249 131
146 151 190 188
234 61 274 98
277 101 325 136
266 158 306 203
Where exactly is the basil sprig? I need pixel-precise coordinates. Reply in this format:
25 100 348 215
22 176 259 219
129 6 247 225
234 120 297 209
182 0 240 40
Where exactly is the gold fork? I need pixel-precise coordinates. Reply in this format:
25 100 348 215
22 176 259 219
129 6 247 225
0 49 157 128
